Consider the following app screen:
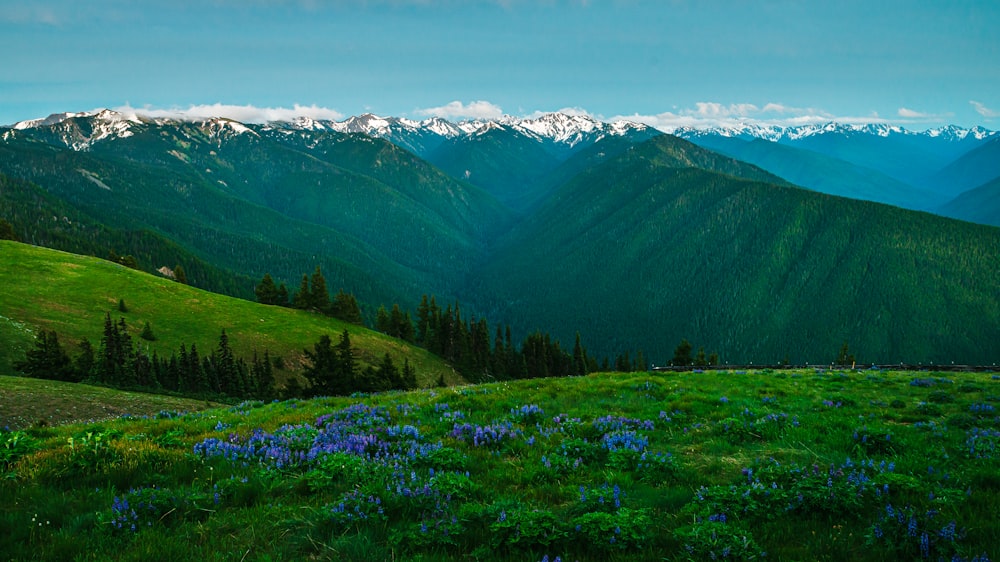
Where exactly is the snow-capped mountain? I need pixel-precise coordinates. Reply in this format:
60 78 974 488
675 121 997 143
4 109 654 155
8 109 144 151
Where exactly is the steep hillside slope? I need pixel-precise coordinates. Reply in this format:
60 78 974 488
0 240 457 385
477 135 1000 364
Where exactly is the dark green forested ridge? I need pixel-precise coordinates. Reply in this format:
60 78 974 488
3 120 999 366
477 136 1000 365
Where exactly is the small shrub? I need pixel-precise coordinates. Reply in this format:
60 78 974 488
890 400 907 409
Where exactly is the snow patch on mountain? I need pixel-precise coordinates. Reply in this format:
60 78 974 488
676 121 997 143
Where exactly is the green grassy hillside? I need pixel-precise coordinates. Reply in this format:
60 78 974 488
2 368 998 560
0 240 458 387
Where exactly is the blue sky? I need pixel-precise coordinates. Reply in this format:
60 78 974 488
2 0 998 130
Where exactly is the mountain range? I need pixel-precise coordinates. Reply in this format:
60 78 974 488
674 123 1000 225
2 110 998 365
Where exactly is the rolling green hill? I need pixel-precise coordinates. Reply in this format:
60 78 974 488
0 240 458 387
477 135 1000 364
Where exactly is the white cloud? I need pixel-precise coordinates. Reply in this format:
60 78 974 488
970 100 999 119
896 107 954 121
608 102 878 132
115 103 344 123
415 100 504 120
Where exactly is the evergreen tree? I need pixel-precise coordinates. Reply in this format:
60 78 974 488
416 295 432 345
310 266 331 314
252 350 275 400
336 330 357 390
14 330 74 381
375 305 392 334
74 338 95 381
174 265 187 284
636 350 647 372
293 274 311 310
572 332 588 377
708 352 720 366
212 330 242 396
303 334 338 396
255 273 281 305
276 283 290 307
694 347 708 367
375 353 401 391
118 298 128 313
0 218 19 241
835 342 856 366
672 339 693 367
389 304 414 342
140 321 156 341
332 290 364 325
402 358 417 389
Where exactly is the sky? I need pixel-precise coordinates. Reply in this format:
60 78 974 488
2 0 999 130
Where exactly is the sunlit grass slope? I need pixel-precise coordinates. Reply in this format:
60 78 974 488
0 240 457 387
1 368 998 561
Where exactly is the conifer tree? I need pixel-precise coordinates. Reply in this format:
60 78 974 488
402 358 417 389
416 295 432 345
303 334 338 396
74 338 95 381
336 330 356 390
276 283 290 307
694 347 708 367
174 265 188 284
332 290 363 325
14 330 74 381
310 266 330 314
572 332 588 377
140 321 156 341
293 274 311 310
672 339 693 367
255 273 281 305
0 218 18 241
375 305 392 334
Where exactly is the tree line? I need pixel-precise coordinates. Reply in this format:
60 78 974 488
255 267 363 325
14 314 275 401
254 267 663 383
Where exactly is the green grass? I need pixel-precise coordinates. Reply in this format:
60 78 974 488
0 240 458 387
2 367 998 561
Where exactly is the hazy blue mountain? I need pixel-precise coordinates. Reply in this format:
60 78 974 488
928 137 1000 195
680 135 942 210
937 176 1000 228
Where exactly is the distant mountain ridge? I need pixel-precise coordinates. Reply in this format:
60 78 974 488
673 121 1000 223
6 109 657 155
2 109 998 364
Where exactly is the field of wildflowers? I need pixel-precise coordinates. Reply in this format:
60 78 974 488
1 368 998 560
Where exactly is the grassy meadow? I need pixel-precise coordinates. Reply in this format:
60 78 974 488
2 367 998 561
0 240 458 388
